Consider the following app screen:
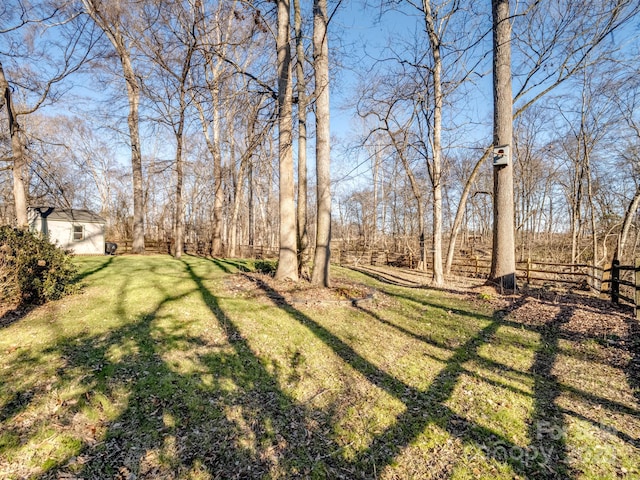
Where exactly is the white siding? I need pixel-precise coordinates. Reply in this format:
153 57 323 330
31 218 105 254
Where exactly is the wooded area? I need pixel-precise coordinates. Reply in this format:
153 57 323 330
1 0 640 288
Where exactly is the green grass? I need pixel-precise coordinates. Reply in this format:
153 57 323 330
0 255 638 479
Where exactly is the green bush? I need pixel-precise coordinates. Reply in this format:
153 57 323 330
0 226 78 305
253 259 278 276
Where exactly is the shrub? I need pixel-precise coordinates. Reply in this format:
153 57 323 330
253 259 278 276
0 226 78 306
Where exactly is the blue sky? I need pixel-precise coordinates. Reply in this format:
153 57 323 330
327 1 494 192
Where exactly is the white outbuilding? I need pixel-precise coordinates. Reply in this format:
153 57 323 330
28 207 107 255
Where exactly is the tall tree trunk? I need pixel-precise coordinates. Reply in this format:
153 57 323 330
194 94 223 256
311 0 332 286
172 31 195 260
229 103 266 257
194 0 227 256
173 90 187 259
228 136 239 257
174 133 184 259
229 158 247 258
11 126 28 229
570 159 585 265
211 86 224 255
422 0 443 286
490 0 516 290
618 188 640 260
248 162 255 255
0 63 28 228
82 0 145 253
119 32 145 254
372 149 380 246
211 87 224 256
294 0 309 275
275 0 299 281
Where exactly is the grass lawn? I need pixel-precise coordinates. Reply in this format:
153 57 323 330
0 254 638 479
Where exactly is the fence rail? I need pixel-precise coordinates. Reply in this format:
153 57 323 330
333 248 639 318
109 239 639 318
112 240 279 258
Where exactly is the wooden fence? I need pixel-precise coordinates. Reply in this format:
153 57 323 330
334 248 640 318
113 240 278 258
109 239 639 317
602 259 640 316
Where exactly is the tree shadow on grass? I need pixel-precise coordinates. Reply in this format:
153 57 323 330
526 305 573 478
348 265 429 289
181 261 343 477
0 265 219 477
0 304 37 330
623 314 640 411
248 275 575 478
3 257 633 479
22 274 250 478
348 264 479 295
375 283 639 423
211 258 252 273
73 256 114 282
11 257 340 479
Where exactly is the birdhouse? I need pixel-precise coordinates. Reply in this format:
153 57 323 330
493 144 510 167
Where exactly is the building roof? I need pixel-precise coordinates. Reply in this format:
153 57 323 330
29 207 106 224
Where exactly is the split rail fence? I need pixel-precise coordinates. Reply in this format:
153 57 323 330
112 240 639 317
333 248 640 318
115 240 277 259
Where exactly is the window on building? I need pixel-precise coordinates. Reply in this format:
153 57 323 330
73 225 84 241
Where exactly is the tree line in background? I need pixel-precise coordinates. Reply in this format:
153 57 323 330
1 0 639 289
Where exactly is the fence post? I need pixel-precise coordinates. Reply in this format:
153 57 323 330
474 255 479 276
527 258 531 284
611 259 620 304
634 257 640 320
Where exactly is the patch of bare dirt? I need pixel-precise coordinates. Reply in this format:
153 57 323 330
468 283 638 375
486 286 634 337
225 273 375 306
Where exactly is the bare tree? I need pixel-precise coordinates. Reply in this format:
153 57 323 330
445 147 491 274
489 0 516 290
420 0 444 285
82 0 146 253
192 0 239 257
68 119 121 224
613 73 640 261
512 0 640 118
294 0 310 275
0 63 28 227
140 0 199 259
0 1 96 227
359 0 481 282
448 0 639 274
310 0 332 286
512 106 557 261
275 0 298 280
228 93 273 257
